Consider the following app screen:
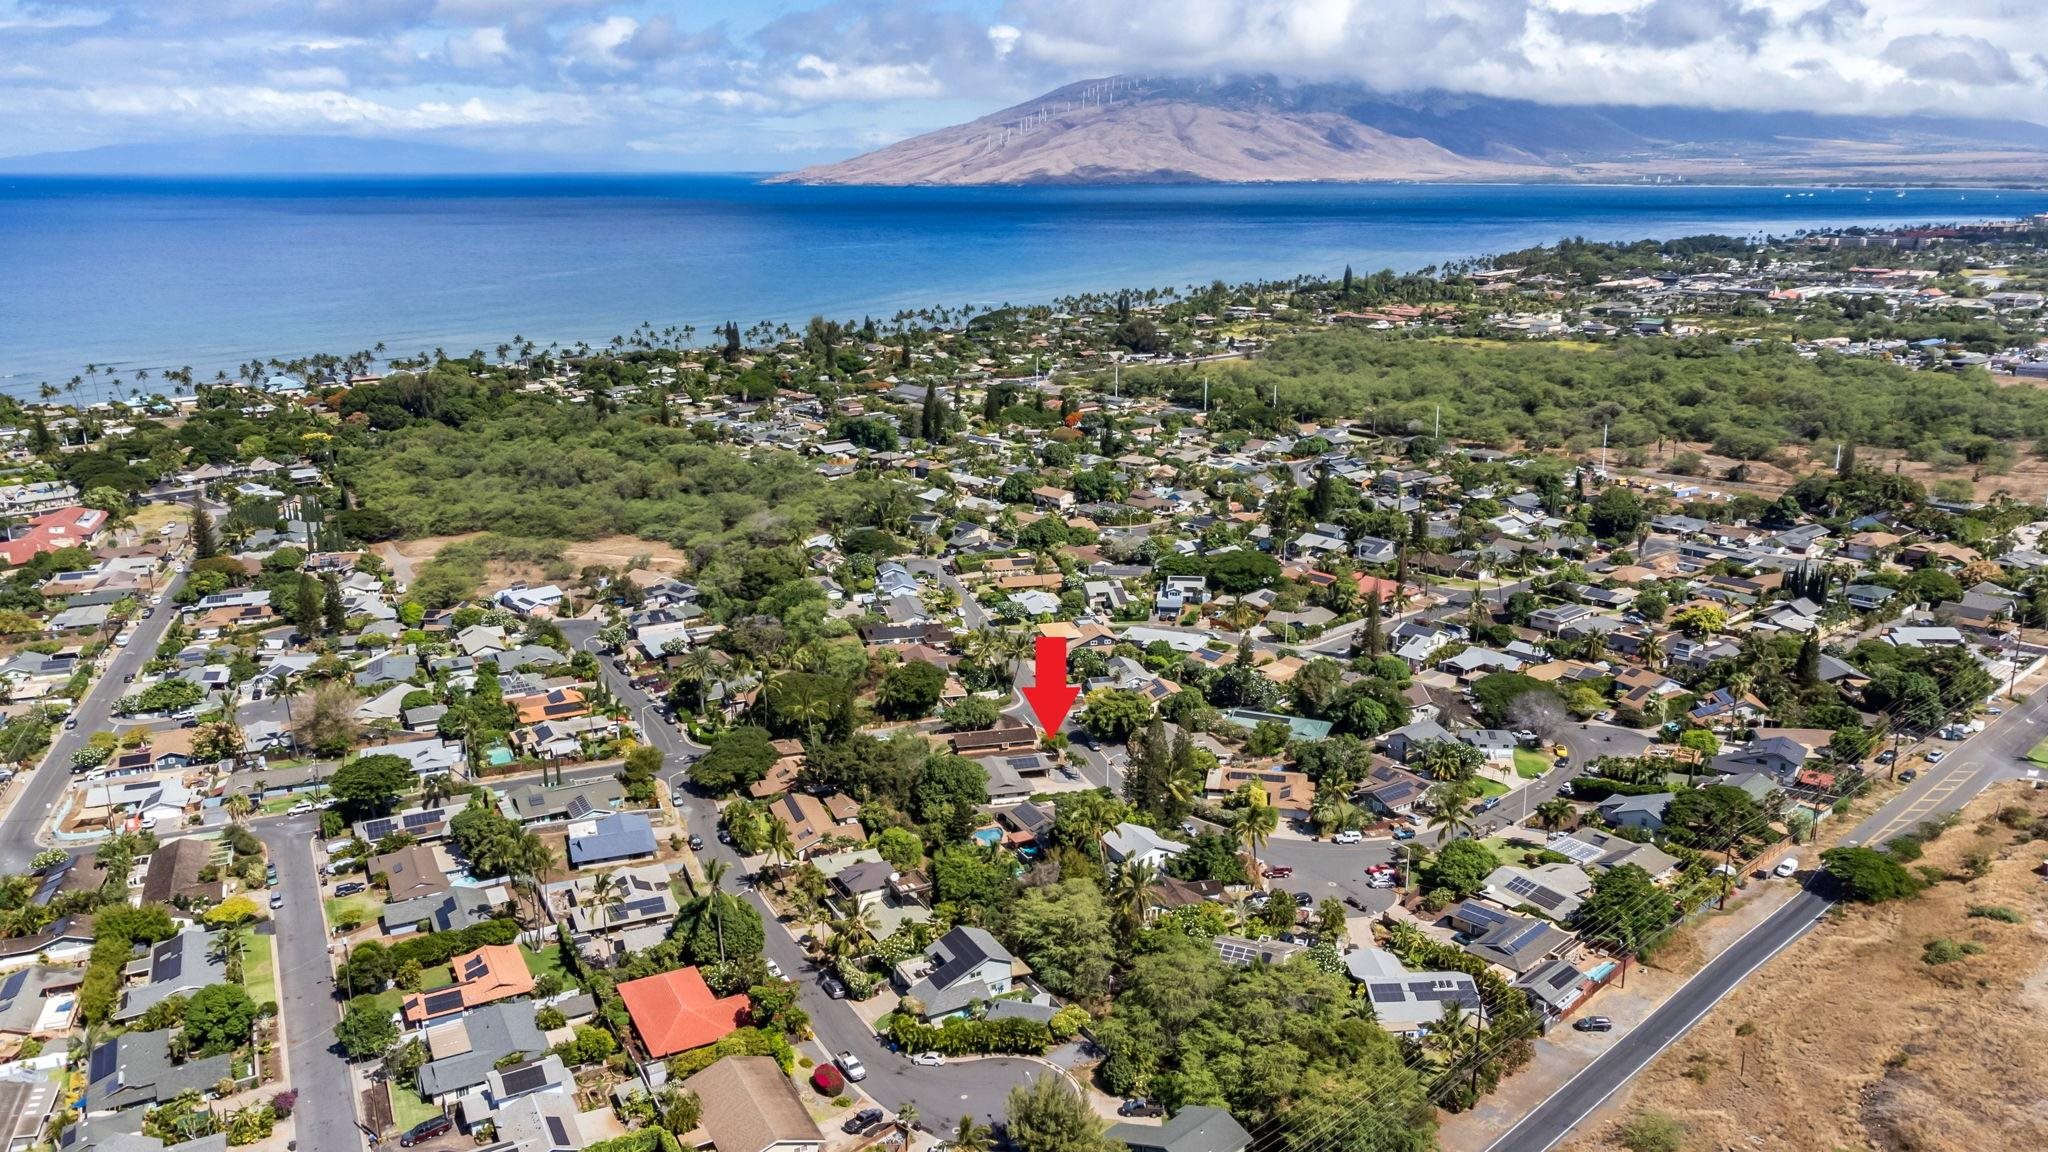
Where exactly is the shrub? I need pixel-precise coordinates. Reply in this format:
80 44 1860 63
1617 1110 1686 1152
811 1064 844 1095
1967 905 2023 923
1922 938 1983 965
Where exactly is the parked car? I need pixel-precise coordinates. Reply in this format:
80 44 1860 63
687 833 704 851
269 893 284 910
1117 1100 1165 1118
1926 749 1946 763
836 1052 867 1082
1474 795 1502 813
821 974 847 999
1333 830 1363 845
844 1108 886 1135
400 1115 453 1147
1773 858 1800 878
1572 1016 1613 1033
63 717 78 730
1291 891 1313 908
1875 749 1897 765
912 1051 945 1067
1552 744 1569 758
334 881 366 896
764 959 783 979
1264 865 1294 879
1392 827 1416 841
287 802 314 816
1898 769 1918 783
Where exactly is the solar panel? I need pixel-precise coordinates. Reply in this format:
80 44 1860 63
422 989 466 1015
1368 983 1404 1003
623 897 666 918
462 957 487 981
154 940 183 982
564 795 594 820
362 819 396 840
1006 757 1038 770
1504 876 1539 897
88 1040 118 1084
0 969 27 1003
499 1063 549 1097
1546 964 1582 990
403 810 443 829
1507 923 1549 952
1524 887 1567 912
544 1117 570 1147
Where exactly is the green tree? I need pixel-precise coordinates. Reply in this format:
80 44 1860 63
1422 838 1495 899
1005 880 1116 1004
876 660 947 719
1080 689 1152 742
337 1000 400 1060
1005 1075 1119 1152
1821 845 1921 903
1573 864 1670 953
329 754 415 818
182 984 258 1056
691 726 780 795
943 697 1002 731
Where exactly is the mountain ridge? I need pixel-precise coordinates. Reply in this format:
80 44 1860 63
773 75 2048 187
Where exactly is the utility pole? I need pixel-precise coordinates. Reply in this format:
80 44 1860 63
1203 377 1210 412
1112 362 1118 398
1601 423 1609 474
1434 404 1440 439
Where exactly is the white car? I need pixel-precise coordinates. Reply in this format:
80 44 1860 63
286 802 315 816
912 1051 945 1067
764 959 783 979
1333 830 1363 845
836 1052 867 1082
1773 857 1799 878
1925 749 1947 763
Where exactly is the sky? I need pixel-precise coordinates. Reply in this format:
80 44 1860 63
1 0 2044 170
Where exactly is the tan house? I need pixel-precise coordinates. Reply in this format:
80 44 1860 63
683 1056 823 1152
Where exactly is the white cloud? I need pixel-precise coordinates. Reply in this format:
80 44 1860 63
446 25 511 69
778 54 944 102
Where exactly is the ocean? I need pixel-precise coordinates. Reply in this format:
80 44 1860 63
2 174 2043 398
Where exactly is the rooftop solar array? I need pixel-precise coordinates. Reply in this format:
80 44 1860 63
152 938 183 981
499 1063 549 1097
1545 964 1584 991
1505 922 1550 953
565 795 594 820
462 957 488 981
0 969 27 1003
544 1116 570 1147
88 1040 118 1084
403 810 445 829
1502 875 1569 912
361 819 396 840
422 989 466 1016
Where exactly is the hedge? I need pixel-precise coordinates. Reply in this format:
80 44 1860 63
883 1013 1050 1056
1567 777 1671 801
585 1130 683 1152
385 918 520 968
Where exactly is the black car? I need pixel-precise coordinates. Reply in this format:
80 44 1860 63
1572 1016 1613 1033
1898 769 1918 783
717 828 733 845
400 1114 453 1146
1291 891 1313 908
843 1108 886 1135
334 881 366 896
687 833 705 851
1117 1100 1165 1118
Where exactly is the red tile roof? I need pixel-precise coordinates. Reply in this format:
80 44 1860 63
0 506 107 565
617 966 750 1057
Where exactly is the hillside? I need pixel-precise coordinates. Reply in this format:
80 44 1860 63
774 75 2048 186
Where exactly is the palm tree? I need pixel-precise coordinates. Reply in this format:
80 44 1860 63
211 924 249 984
828 905 880 960
699 859 732 962
761 818 797 882
674 648 718 714
589 869 627 924
1235 790 1279 884
1533 797 1575 832
224 791 253 820
1220 600 1261 635
421 773 455 809
952 1116 993 1152
1637 633 1666 672
1425 781 1478 842
1109 858 1159 939
894 1102 919 1141
509 833 555 933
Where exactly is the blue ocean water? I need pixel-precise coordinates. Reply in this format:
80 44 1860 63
1 174 2043 398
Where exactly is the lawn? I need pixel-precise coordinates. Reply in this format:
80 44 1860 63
1470 776 1510 798
521 943 575 990
1512 749 1551 779
241 935 278 1010
350 989 404 1020
387 1083 443 1133
415 964 452 991
2026 737 2048 766
324 893 383 931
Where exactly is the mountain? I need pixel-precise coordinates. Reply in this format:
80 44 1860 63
0 135 555 175
774 75 2048 186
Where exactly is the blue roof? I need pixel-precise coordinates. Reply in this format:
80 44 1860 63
565 811 658 866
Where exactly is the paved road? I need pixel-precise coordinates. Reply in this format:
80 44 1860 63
560 617 1050 1125
0 567 189 872
1484 690 2048 1152
902 558 985 630
258 814 366 1152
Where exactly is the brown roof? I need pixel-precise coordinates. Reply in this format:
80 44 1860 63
685 1056 822 1152
371 843 450 902
140 838 221 907
950 721 1037 754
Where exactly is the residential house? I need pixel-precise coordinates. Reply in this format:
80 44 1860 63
891 927 1026 1021
400 944 535 1026
565 811 658 868
616 966 750 1058
372 843 451 902
505 779 623 826
417 1003 548 1103
1214 935 1305 967
137 839 222 908
1105 1108 1251 1152
1102 822 1189 871
82 1029 234 1113
1596 792 1674 834
684 1056 825 1152
1342 947 1482 1037
1548 830 1680 883
1205 767 1316 821
113 930 226 1022
1456 907 1576 976
1482 863 1593 921
1517 957 1595 1021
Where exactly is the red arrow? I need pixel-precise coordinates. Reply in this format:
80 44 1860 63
1020 634 1080 736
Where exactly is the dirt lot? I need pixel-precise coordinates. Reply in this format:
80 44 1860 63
1564 781 2048 1152
378 532 692 588
1621 438 2048 505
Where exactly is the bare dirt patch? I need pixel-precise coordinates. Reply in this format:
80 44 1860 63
1564 782 2048 1152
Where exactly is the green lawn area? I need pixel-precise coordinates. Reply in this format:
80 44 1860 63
1512 749 1550 779
2027 737 2048 766
349 989 404 1020
387 1083 443 1132
416 964 452 991
324 893 383 930
241 935 277 1009
1470 777 1510 798
521 943 575 989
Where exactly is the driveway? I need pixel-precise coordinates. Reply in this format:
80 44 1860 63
257 814 366 1152
0 566 189 872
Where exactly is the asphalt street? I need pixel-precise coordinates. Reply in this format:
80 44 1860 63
561 618 1057 1126
259 814 366 1152
0 568 188 873
1484 687 2048 1152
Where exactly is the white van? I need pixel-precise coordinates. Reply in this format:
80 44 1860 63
1773 857 1799 878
